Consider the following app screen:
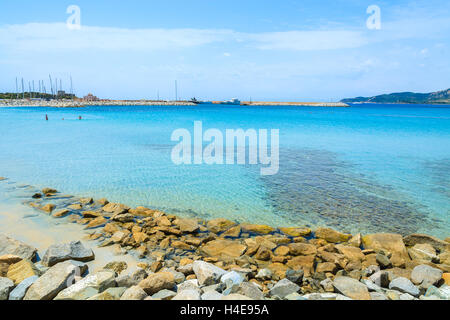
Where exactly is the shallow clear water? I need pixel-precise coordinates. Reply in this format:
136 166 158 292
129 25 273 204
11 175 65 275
0 104 449 238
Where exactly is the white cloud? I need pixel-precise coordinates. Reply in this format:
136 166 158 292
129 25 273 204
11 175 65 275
0 23 371 53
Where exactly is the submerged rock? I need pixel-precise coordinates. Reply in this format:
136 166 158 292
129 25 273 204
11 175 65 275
41 241 95 267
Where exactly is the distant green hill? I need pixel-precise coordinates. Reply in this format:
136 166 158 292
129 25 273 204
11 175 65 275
341 88 450 104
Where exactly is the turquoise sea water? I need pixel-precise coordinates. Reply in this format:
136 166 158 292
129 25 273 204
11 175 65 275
0 104 449 238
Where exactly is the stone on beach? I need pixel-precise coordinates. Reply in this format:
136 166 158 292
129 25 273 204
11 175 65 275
192 261 227 286
120 286 148 300
403 233 450 252
206 218 237 233
172 289 201 300
279 227 311 237
6 259 41 285
269 278 300 299
410 264 443 288
241 224 275 235
52 209 70 218
24 260 88 300
315 227 351 243
102 203 129 215
0 234 37 261
85 216 108 229
40 204 56 213
362 233 410 267
8 275 39 300
138 272 175 295
332 276 371 300
200 239 247 260
0 277 14 300
388 277 420 297
41 241 95 266
54 270 116 300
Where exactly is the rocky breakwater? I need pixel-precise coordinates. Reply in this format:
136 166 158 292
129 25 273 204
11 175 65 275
1 182 449 300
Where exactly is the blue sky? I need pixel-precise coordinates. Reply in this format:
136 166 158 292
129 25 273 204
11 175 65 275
0 0 449 101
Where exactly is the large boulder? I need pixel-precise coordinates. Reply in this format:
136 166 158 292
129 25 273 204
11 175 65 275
288 243 317 256
138 272 175 295
388 277 420 297
269 278 300 299
332 276 371 300
403 234 450 252
0 277 14 300
192 261 227 286
7 259 41 285
0 234 37 261
172 289 201 300
200 239 247 260
410 265 443 288
54 270 116 300
8 275 39 300
207 218 236 233
238 282 264 300
41 241 95 267
315 227 351 243
362 233 410 267
408 243 439 262
24 260 88 300
102 203 129 215
120 286 148 300
116 267 148 287
175 218 199 233
241 224 275 235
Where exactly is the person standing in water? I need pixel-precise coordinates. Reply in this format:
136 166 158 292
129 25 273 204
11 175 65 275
45 114 48 121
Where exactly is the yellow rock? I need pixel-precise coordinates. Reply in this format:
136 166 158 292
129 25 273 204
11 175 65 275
267 262 289 279
171 241 192 250
103 223 119 234
85 216 107 229
279 227 311 237
335 245 365 262
52 209 70 218
288 243 317 256
7 259 40 285
179 258 193 266
133 232 150 244
82 211 101 218
200 239 247 259
287 255 315 277
315 227 351 243
274 246 290 256
40 204 55 213
362 233 410 267
222 225 241 238
0 254 22 265
207 218 237 233
241 224 275 235
442 273 450 285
